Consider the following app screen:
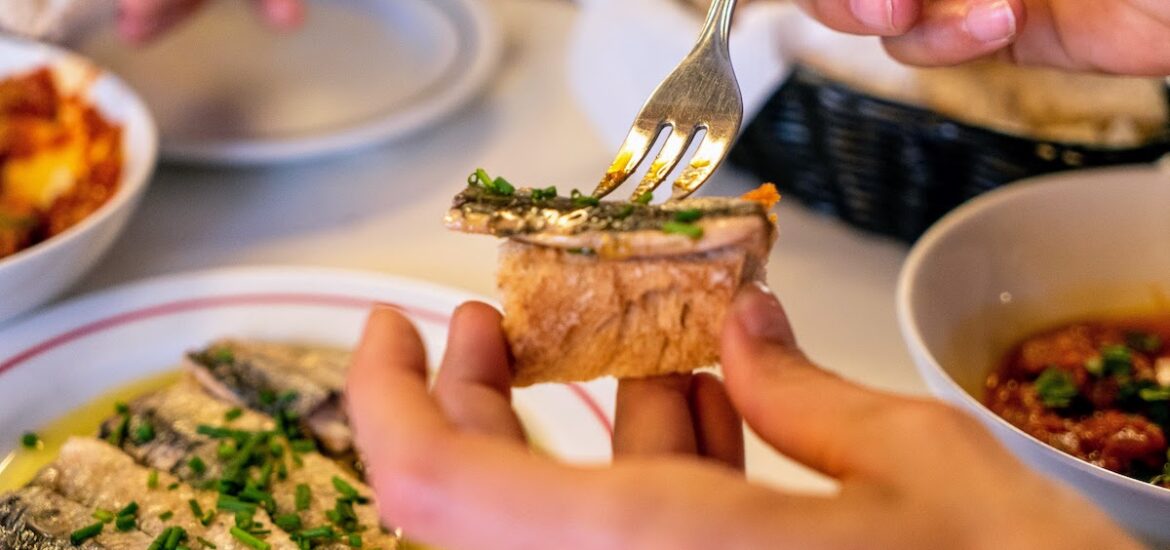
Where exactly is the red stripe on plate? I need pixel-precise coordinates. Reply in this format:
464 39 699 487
0 292 615 438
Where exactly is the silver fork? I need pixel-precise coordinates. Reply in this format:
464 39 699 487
591 0 742 201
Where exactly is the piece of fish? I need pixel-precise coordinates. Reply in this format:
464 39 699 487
185 339 353 454
32 437 298 550
0 486 153 549
101 380 397 550
445 184 776 259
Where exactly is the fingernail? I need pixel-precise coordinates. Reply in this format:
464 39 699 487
733 282 793 344
964 0 1016 43
850 0 894 31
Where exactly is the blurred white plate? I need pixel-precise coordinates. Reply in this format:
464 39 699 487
0 267 613 471
71 0 501 165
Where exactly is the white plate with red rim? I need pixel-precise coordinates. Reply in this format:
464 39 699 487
68 0 501 165
0 267 614 477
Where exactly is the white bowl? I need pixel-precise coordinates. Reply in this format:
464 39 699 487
897 164 1170 544
0 37 157 324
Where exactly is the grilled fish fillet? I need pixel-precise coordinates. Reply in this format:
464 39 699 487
185 339 353 454
32 437 298 550
0 486 152 549
100 380 397 550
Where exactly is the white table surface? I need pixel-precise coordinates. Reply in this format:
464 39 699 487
68 0 923 493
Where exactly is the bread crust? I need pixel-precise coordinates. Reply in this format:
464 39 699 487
499 227 770 386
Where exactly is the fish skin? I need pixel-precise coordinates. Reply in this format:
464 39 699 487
31 437 298 550
445 184 770 237
0 486 152 549
186 339 353 454
101 379 397 550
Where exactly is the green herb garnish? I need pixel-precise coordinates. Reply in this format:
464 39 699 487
275 513 303 531
224 408 243 422
349 533 363 547
134 422 155 444
114 402 130 414
662 221 703 239
19 432 39 449
107 414 130 446
230 526 271 550
1140 387 1170 402
531 186 557 201
634 192 653 205
570 189 600 207
117 514 138 531
196 536 217 549
117 501 139 517
70 522 103 545
332 476 367 503
295 484 311 512
188 456 207 476
1035 367 1078 408
148 469 159 489
93 508 115 523
158 510 174 521
1101 345 1134 376
290 439 316 454
615 204 635 218
672 209 702 223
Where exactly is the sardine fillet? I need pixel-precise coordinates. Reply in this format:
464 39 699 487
32 437 298 550
0 486 152 549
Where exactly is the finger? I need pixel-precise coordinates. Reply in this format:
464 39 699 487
254 0 305 28
689 373 745 471
881 0 1024 66
614 374 698 457
433 302 526 442
720 283 904 478
793 0 921 36
346 304 450 468
118 0 204 43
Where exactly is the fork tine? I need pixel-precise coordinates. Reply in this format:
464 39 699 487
669 127 734 200
628 126 696 200
592 118 665 198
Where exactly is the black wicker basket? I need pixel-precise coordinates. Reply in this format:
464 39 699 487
730 65 1170 243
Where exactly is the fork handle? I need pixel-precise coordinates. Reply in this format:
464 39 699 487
697 0 738 52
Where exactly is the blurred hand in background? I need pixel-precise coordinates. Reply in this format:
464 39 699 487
118 0 303 43
795 0 1170 75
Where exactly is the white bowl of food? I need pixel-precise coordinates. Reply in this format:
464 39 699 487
897 164 1170 544
0 36 157 324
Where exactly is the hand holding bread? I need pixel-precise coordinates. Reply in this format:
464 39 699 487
346 285 1140 550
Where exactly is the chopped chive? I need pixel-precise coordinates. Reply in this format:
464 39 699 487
107 415 130 446
164 526 186 550
70 522 103 545
274 513 302 531
296 526 335 540
490 177 515 196
157 510 173 521
217 495 258 514
1127 331 1164 354
188 499 204 519
662 221 703 239
295 484 311 511
20 432 39 449
290 439 316 454
1140 387 1170 402
474 168 492 189
134 422 156 443
117 501 139 517
93 508 115 523
672 208 702 223
167 482 180 491
1035 367 1078 408
217 440 237 460
570 189 600 207
348 533 362 547
225 408 243 422
196 536 217 549
147 527 170 550
531 186 557 201
114 402 129 414
148 469 159 489
634 192 653 205
331 476 367 503
116 514 137 531
188 456 207 476
230 526 271 550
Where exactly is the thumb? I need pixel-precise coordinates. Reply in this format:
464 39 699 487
720 283 902 478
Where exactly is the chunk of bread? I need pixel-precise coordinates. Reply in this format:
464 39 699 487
498 230 771 386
